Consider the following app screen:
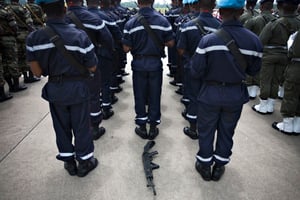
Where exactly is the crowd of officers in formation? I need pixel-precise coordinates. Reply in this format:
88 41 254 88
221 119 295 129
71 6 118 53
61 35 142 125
164 0 300 138
1 0 299 179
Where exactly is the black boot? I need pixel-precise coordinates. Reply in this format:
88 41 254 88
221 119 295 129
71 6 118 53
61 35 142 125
0 86 13 102
10 77 27 93
91 126 106 140
149 124 159 140
4 75 13 91
135 124 148 139
64 159 77 176
77 157 98 177
24 70 40 83
102 109 114 120
183 122 198 140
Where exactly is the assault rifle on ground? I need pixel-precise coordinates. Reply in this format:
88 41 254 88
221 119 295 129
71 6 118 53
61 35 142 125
142 141 159 195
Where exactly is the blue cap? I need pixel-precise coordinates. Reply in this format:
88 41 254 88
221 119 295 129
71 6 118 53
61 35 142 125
189 0 199 3
182 0 188 4
35 0 63 4
217 0 246 8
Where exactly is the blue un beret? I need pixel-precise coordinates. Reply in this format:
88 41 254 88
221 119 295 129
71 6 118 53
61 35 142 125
217 0 246 8
189 0 199 4
35 0 63 5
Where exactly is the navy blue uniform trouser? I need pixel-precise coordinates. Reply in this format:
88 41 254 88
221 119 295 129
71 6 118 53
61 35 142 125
87 68 102 127
49 101 94 162
133 70 162 126
185 68 201 124
99 56 113 110
196 102 243 166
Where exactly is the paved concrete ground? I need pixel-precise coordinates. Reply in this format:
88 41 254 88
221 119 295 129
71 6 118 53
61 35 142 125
0 57 299 200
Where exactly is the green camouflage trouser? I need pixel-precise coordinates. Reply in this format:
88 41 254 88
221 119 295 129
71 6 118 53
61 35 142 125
0 36 20 78
259 53 288 99
245 73 260 86
16 31 30 72
280 81 300 117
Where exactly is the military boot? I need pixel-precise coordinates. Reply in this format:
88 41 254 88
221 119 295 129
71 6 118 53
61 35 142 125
135 124 148 139
272 117 294 135
149 124 159 140
252 99 270 114
24 70 40 83
293 117 300 135
183 122 198 140
102 108 114 120
267 98 275 113
77 157 98 177
0 86 13 103
9 77 27 93
91 126 106 140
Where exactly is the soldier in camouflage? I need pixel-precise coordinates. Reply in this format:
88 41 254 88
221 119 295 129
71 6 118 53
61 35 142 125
240 0 259 24
252 0 300 115
0 1 27 94
272 27 300 136
6 0 39 83
244 0 277 99
0 19 13 102
26 0 46 29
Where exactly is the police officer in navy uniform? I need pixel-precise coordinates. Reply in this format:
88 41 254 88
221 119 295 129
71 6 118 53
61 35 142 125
87 0 123 120
65 0 115 140
190 0 262 181
123 0 174 140
26 0 98 177
177 0 221 140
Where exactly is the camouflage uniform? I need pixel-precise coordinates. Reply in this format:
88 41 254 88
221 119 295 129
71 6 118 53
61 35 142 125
272 29 300 135
6 1 38 83
25 1 45 29
0 4 26 93
244 1 277 99
253 4 300 114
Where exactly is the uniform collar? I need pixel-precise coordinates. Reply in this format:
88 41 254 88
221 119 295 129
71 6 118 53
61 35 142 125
46 18 67 25
67 5 87 11
199 12 213 18
138 7 154 15
221 20 243 28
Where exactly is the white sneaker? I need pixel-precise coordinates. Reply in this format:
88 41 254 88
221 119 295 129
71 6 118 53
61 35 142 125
293 117 300 135
278 86 284 99
252 99 268 114
272 118 294 134
267 98 275 113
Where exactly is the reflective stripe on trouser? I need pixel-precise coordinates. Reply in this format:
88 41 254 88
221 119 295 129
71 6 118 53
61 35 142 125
99 56 113 110
196 102 243 166
280 81 300 117
88 68 102 127
50 102 94 162
133 70 162 126
186 68 202 124
259 54 288 99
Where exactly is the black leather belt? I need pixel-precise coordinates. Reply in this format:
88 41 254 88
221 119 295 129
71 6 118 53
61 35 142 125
205 81 243 86
133 54 161 59
48 74 91 82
